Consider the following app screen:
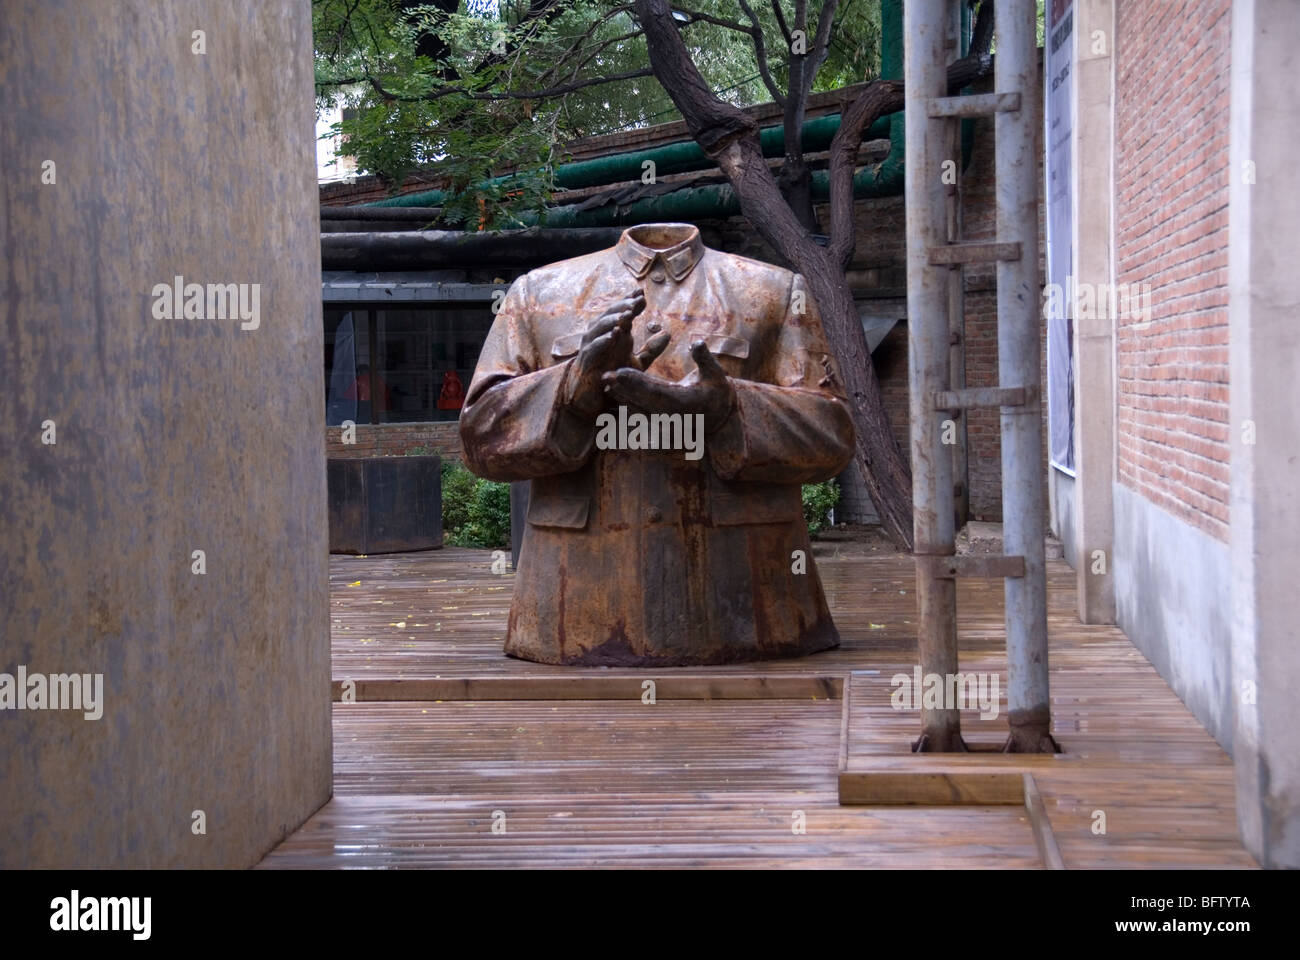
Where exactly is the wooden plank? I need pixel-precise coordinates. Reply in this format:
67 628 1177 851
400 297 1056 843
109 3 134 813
839 769 1026 805
928 91 1022 118
845 751 1073 769
262 697 1042 869
927 241 1022 265
916 554 1027 579
837 679 852 774
1024 774 1066 870
258 793 1042 869
332 674 842 702
933 386 1029 410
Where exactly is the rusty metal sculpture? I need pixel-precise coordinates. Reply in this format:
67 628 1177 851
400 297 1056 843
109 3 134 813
461 223 855 665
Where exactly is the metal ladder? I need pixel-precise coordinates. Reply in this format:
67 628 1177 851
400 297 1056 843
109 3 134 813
904 0 1057 753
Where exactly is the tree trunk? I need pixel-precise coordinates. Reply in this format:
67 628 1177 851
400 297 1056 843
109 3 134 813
795 246 916 548
715 139 915 546
778 156 820 232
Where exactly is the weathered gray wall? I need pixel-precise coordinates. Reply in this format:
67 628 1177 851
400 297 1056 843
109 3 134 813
1113 487 1233 751
0 1 331 867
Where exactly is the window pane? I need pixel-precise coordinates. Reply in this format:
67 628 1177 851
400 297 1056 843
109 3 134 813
324 308 370 426
374 306 493 423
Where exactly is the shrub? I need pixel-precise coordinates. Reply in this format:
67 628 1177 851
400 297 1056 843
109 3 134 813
441 461 478 536
452 478 511 548
444 463 836 546
442 461 510 549
802 480 840 538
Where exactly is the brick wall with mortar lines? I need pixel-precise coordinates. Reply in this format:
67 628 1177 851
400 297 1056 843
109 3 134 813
326 421 462 462
1114 0 1231 542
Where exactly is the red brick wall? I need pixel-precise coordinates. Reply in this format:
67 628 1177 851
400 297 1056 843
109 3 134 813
326 421 462 462
1115 0 1232 541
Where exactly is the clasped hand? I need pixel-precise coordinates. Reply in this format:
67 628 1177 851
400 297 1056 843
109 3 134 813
564 288 736 431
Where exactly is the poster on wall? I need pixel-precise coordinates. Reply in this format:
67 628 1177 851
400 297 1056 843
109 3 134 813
1045 0 1076 473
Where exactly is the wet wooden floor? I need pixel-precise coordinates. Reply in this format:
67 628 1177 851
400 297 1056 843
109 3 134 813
258 543 1257 869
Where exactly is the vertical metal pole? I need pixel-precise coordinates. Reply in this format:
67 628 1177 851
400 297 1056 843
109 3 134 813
996 0 1056 752
905 0 963 752
946 105 970 532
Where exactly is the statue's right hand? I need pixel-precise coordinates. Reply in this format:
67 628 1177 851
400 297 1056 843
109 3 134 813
566 290 646 415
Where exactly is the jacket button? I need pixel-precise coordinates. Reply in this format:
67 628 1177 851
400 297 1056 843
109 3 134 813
649 271 666 283
646 507 663 523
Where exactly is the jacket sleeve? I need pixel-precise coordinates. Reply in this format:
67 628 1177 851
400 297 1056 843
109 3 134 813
707 274 856 484
459 275 595 481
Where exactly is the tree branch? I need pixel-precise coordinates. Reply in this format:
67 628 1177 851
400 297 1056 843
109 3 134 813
804 0 841 102
536 4 637 84
634 0 761 154
770 0 793 45
633 0 919 548
825 3 997 269
670 5 753 33
734 0 787 107
456 67 656 101
470 0 572 76
826 79 901 267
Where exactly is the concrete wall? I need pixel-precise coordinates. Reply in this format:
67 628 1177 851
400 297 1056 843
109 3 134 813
1229 0 1300 869
1067 0 1116 621
1113 487 1233 749
1106 0 1235 752
0 0 331 867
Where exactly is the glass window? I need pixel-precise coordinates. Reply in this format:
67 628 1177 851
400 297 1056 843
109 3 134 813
375 307 493 423
324 308 370 426
324 304 493 424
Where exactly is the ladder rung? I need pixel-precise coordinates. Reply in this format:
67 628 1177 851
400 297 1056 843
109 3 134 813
919 555 1027 580
928 241 1022 265
934 386 1029 410
928 92 1022 118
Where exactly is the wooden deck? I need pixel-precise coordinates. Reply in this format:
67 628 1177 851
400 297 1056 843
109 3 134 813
258 541 1257 869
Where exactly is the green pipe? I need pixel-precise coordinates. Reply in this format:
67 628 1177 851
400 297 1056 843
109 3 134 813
869 0 975 203
366 1 907 210
512 160 907 229
875 0 905 192
365 112 894 208
365 0 975 227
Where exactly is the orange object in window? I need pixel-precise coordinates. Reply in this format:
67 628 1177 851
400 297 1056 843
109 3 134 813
437 370 465 410
343 364 391 411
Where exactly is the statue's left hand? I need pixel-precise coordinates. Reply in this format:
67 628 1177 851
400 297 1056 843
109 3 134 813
602 340 736 432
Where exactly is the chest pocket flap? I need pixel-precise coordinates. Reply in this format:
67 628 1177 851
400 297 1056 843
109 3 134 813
527 494 590 530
